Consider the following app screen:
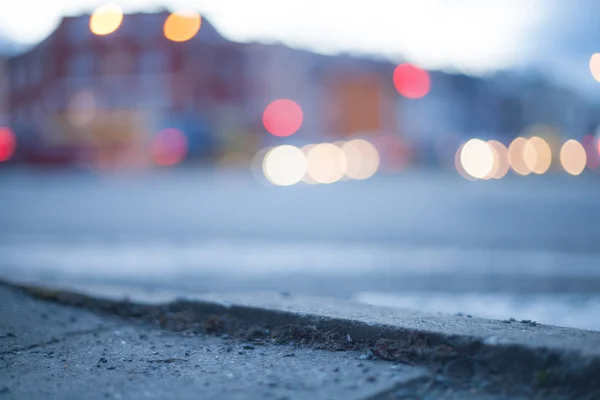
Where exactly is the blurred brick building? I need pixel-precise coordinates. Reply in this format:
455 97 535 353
7 11 248 165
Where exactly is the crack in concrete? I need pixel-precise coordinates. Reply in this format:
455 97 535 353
0 326 117 355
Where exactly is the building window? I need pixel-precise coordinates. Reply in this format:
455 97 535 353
139 74 168 109
138 48 167 75
69 52 95 78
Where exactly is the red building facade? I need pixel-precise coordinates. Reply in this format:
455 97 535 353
8 11 248 164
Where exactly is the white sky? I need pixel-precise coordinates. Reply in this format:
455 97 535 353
0 0 551 74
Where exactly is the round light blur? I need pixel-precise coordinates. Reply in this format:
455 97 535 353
263 145 307 186
306 143 347 184
262 99 303 137
508 137 531 176
523 136 552 174
590 53 600 83
460 139 494 179
342 139 380 180
0 127 16 162
486 140 509 179
90 4 123 35
300 144 319 184
455 143 476 181
151 128 188 167
164 11 202 42
560 140 586 176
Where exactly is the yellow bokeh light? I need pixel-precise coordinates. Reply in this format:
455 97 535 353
523 136 552 174
341 139 380 180
306 143 347 184
560 140 587 176
486 140 509 179
590 53 600 83
508 137 531 176
90 4 123 36
164 11 201 42
460 139 494 179
263 145 307 186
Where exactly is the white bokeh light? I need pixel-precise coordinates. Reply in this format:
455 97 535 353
460 139 494 179
262 145 307 186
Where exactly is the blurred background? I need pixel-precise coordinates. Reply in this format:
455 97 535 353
1 1 600 330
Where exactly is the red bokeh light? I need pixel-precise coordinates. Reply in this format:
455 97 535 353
393 64 430 99
262 99 303 137
151 128 188 167
0 127 16 162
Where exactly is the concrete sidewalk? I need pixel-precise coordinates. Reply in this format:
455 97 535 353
1 282 599 399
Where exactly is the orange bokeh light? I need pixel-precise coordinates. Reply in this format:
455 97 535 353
508 137 531 176
151 128 188 166
89 4 123 36
393 64 430 99
164 11 202 42
262 99 303 137
0 127 16 162
486 140 509 179
560 139 586 176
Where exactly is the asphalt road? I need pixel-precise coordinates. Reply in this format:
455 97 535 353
1 167 599 330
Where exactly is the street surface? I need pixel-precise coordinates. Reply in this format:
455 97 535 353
1 167 599 330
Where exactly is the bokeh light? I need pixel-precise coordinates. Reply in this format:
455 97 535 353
306 143 347 184
164 10 202 42
151 128 188 167
0 127 16 162
262 99 303 137
486 140 509 179
523 136 552 174
393 64 430 99
460 139 494 179
590 53 600 83
341 139 380 180
299 144 318 184
454 143 475 181
67 91 97 128
508 137 531 176
560 140 586 176
262 145 307 186
89 4 124 36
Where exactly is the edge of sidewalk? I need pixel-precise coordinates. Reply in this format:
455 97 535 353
2 277 600 396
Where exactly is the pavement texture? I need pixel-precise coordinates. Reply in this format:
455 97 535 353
2 282 600 399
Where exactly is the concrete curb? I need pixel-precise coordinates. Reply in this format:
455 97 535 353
3 278 600 397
